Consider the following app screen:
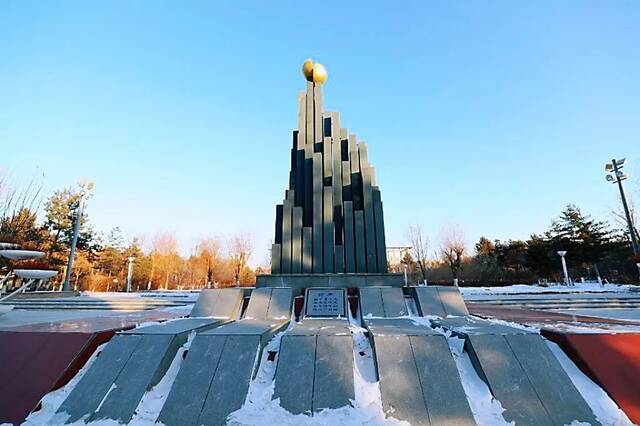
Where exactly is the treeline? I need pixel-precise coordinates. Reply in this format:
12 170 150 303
402 205 640 285
0 178 260 291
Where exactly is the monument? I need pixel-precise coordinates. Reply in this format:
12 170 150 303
270 59 388 275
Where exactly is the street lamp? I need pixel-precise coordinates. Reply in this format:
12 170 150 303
126 257 135 293
605 158 639 256
557 251 570 286
63 180 94 292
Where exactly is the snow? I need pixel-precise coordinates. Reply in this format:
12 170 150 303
130 331 196 424
227 307 406 425
461 283 633 296
546 341 633 426
409 316 513 426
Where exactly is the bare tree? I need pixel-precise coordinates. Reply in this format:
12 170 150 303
407 224 429 282
611 194 640 242
439 226 466 284
195 237 222 288
228 233 254 285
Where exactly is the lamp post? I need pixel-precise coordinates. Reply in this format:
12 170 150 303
63 181 94 292
605 158 639 256
126 257 134 293
557 251 569 285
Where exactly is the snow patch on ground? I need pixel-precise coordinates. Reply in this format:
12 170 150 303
461 283 632 296
130 331 196 424
227 308 406 425
546 341 633 426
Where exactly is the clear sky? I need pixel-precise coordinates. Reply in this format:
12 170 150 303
1 1 639 263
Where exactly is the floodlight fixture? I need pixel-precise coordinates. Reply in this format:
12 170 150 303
617 158 626 167
605 163 614 172
606 174 615 182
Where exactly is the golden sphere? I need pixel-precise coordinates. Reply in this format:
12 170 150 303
302 59 314 81
312 63 328 84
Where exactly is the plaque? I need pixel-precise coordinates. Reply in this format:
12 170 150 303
305 288 345 317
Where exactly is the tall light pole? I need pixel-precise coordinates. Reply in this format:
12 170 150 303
126 257 134 293
606 158 639 255
557 251 570 285
63 181 94 292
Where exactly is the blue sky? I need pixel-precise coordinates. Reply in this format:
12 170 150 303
1 1 639 263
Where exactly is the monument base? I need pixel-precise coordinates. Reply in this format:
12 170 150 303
255 273 404 288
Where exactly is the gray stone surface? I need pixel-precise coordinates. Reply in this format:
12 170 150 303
434 316 532 336
313 335 355 411
274 335 316 414
302 227 313 273
267 288 293 320
92 334 182 423
373 189 388 273
343 201 355 273
359 287 385 318
305 288 345 317
281 191 293 274
312 152 323 273
438 286 469 316
157 335 226 426
366 319 437 336
122 318 220 335
198 335 262 425
160 315 288 425
190 288 243 318
274 318 354 415
271 243 281 275
244 287 271 319
354 211 366 273
360 287 406 318
411 335 475 426
375 335 430 425
57 334 142 423
414 286 468 317
361 166 378 273
467 334 552 426
287 319 351 336
256 273 404 288
505 334 597 425
380 287 407 317
323 187 334 273
292 206 303 273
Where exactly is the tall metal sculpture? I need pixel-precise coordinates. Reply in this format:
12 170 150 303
271 60 388 274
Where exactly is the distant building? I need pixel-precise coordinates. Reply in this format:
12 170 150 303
386 246 411 272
